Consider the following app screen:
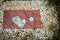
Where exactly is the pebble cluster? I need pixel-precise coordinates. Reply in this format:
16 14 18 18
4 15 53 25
0 1 58 40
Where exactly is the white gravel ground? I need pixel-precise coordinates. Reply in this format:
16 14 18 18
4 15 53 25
0 1 58 40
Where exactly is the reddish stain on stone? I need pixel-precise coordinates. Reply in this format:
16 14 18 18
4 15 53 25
3 10 42 29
